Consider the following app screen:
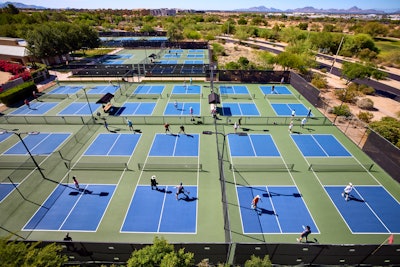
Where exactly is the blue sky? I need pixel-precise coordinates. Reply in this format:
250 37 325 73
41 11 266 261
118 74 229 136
9 0 400 11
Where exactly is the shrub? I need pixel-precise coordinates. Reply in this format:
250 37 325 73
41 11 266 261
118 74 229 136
334 88 359 103
311 73 328 89
356 97 374 110
333 104 351 117
358 111 374 123
358 84 375 95
0 81 37 106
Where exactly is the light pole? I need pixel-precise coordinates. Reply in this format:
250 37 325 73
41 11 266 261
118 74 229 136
82 88 96 123
202 130 247 247
0 129 45 178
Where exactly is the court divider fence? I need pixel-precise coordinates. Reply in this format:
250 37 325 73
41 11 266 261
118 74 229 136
0 115 333 127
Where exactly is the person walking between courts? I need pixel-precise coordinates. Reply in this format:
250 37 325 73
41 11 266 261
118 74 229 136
179 125 186 134
150 175 158 190
73 176 79 189
297 225 311 243
251 195 262 209
189 106 194 121
342 182 353 201
164 122 171 134
291 109 296 117
271 85 276 94
301 118 307 128
126 118 133 131
174 100 178 109
288 120 293 134
176 182 189 200
234 121 239 133
24 99 31 109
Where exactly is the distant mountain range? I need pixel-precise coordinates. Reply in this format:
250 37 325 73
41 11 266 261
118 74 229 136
0 1 399 14
0 1 46 9
236 6 400 14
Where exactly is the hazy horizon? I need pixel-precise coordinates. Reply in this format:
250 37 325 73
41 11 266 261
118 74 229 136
3 0 399 11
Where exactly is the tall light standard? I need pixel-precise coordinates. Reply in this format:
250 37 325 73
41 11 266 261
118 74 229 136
82 88 96 123
0 129 45 178
202 130 247 248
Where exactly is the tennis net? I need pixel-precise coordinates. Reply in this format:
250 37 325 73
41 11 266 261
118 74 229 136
138 163 202 171
221 93 255 100
264 93 298 99
0 161 38 169
167 93 203 99
69 162 130 171
230 163 294 172
130 93 162 99
308 164 374 172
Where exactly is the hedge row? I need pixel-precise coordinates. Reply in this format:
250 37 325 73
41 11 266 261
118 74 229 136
0 81 37 106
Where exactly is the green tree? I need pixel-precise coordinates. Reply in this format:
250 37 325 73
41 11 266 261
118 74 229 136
126 237 194 267
244 255 272 267
3 4 19 14
0 237 67 267
166 24 184 42
341 61 386 85
370 117 400 148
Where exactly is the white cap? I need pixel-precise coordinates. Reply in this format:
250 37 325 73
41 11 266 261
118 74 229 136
256 195 260 198
151 175 156 179
349 182 353 186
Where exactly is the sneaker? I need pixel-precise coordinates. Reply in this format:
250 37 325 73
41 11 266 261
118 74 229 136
341 193 344 197
296 238 300 242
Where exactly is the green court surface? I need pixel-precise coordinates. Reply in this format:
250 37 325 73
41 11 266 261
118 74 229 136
0 81 399 247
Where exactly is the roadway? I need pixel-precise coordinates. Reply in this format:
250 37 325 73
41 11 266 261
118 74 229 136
218 36 400 101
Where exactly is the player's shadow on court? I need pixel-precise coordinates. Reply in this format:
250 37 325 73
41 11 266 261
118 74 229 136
69 189 109 196
348 195 365 202
257 208 276 216
155 187 172 194
264 192 302 198
180 195 198 202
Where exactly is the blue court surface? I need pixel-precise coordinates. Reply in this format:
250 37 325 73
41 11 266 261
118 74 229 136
184 60 204 64
220 85 249 95
164 54 181 58
237 186 318 234
111 102 156 116
291 134 351 157
271 103 310 116
220 103 260 116
84 133 141 156
101 60 125 64
172 85 201 94
133 85 165 95
187 54 204 58
0 132 12 142
0 183 17 202
149 133 199 157
164 102 200 116
260 85 292 95
168 49 183 53
87 85 119 94
160 60 178 64
48 85 84 95
4 133 71 155
325 186 400 233
23 184 116 231
9 102 58 115
58 102 101 115
188 49 205 53
227 134 280 157
121 185 197 233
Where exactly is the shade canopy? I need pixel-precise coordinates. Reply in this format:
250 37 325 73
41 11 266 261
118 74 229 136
96 93 114 104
